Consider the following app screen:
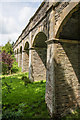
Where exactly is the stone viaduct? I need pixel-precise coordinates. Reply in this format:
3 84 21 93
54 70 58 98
13 0 80 117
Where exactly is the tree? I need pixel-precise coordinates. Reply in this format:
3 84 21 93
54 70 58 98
2 41 13 54
1 41 20 74
2 51 14 74
12 41 14 46
0 52 2 75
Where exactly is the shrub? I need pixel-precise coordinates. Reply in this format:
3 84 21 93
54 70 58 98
40 80 44 83
2 109 24 120
2 76 5 79
2 51 13 75
21 76 31 86
2 62 8 75
2 41 14 55
11 61 20 73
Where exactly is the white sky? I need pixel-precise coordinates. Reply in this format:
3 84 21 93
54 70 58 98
0 0 78 46
0 1 42 46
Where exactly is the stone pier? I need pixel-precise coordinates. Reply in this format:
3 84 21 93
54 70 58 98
13 1 80 117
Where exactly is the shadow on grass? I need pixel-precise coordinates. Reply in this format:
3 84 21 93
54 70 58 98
2 73 50 119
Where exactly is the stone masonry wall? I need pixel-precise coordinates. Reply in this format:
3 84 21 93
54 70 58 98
22 51 29 72
54 42 80 116
18 53 22 68
15 54 16 62
16 54 18 63
31 48 47 81
13 1 80 117
45 42 56 117
46 41 80 117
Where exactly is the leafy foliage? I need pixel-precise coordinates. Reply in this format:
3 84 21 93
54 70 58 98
21 76 31 86
0 46 2 52
1 41 20 74
0 47 2 74
1 41 14 74
2 63 8 75
12 42 14 46
2 73 80 119
62 109 80 120
2 73 50 119
2 51 14 74
11 61 20 73
2 41 13 54
2 109 24 120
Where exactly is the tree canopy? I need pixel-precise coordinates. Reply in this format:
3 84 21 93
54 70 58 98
1 41 14 74
2 41 13 54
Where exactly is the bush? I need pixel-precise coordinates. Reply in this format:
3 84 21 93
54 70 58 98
40 80 44 83
11 61 20 73
2 109 24 120
2 63 8 75
21 76 31 86
2 51 13 75
2 76 5 79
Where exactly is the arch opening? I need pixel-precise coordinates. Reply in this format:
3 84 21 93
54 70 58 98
24 42 29 56
20 46 22 54
22 42 29 72
58 7 80 81
14 50 17 62
17 49 18 54
32 32 47 81
15 50 16 54
33 32 47 48
54 6 80 115
18 46 22 68
57 5 80 40
16 49 19 62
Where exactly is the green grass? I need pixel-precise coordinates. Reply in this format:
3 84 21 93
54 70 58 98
2 73 50 119
2 72 80 120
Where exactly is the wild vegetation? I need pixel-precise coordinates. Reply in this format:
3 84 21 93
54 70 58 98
1 41 20 75
1 41 80 119
2 73 50 119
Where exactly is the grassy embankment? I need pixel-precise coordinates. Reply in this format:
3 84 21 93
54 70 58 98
2 72 80 119
2 73 50 119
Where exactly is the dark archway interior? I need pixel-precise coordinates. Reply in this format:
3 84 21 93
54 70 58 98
33 32 47 48
23 42 29 72
24 42 29 56
33 32 47 67
17 49 18 54
54 8 80 114
20 46 22 54
32 32 47 81
58 8 80 83
15 50 16 54
59 9 80 40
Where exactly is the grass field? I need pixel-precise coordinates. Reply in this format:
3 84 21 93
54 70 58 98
2 72 80 120
2 73 50 119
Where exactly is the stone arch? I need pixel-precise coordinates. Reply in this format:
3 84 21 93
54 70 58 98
14 50 16 54
22 41 29 72
16 48 19 62
18 46 22 68
32 29 47 46
55 2 79 38
53 3 80 116
24 42 29 55
31 31 47 81
17 49 18 54
32 32 47 48
20 46 22 53
14 50 17 62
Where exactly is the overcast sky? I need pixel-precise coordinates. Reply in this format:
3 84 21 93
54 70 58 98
0 0 42 46
1 0 77 46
